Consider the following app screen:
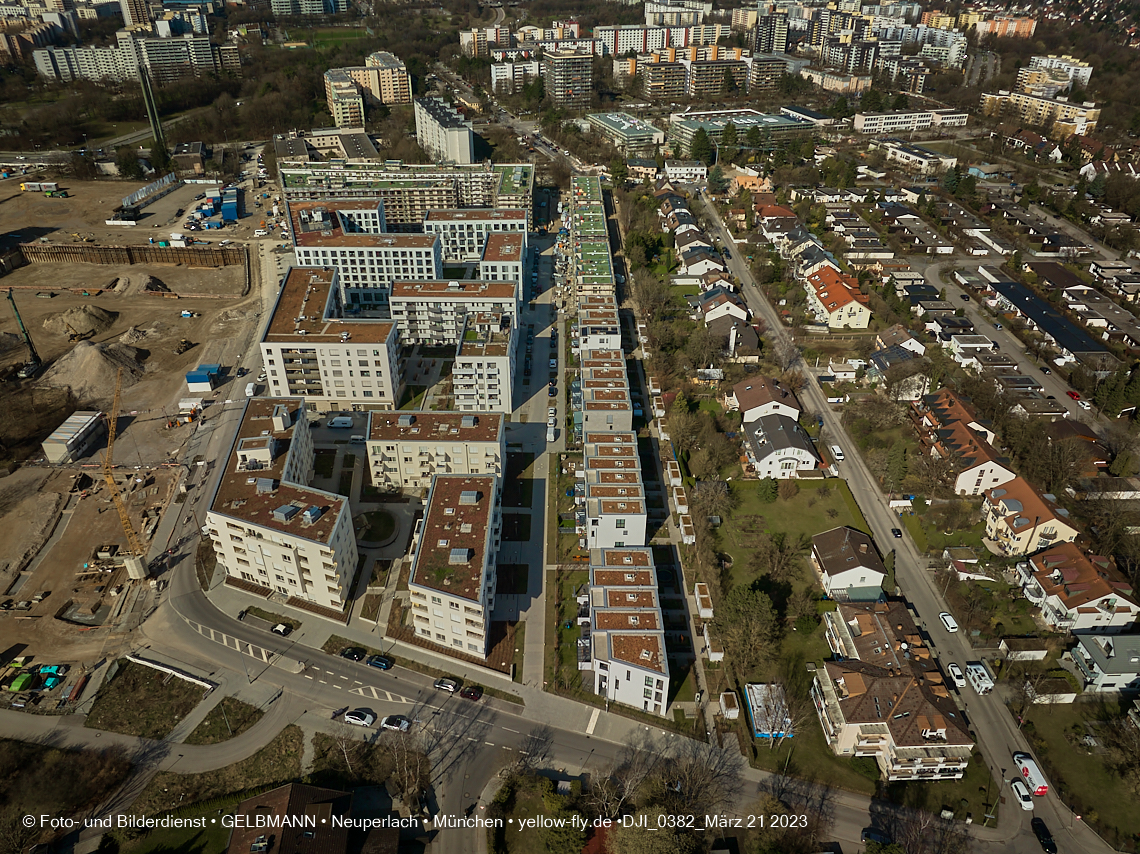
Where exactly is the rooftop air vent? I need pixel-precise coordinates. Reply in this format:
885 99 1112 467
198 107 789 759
449 547 471 564
301 506 323 525
272 504 300 523
398 414 416 427
461 415 477 428
459 490 479 505
255 478 276 494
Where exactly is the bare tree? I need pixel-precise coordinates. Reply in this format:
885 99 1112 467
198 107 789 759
327 722 364 776
690 478 736 520
632 268 673 321
657 738 743 819
771 336 800 370
749 531 810 584
379 731 431 805
589 731 665 819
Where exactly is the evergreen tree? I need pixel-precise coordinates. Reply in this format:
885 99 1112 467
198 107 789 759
720 122 739 164
690 127 713 164
1110 450 1136 478
891 92 910 110
721 67 739 94
887 443 908 488
944 164 962 193
708 165 728 194
757 477 778 503
861 89 885 112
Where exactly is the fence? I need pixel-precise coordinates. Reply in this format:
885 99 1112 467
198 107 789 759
18 243 247 269
125 653 215 691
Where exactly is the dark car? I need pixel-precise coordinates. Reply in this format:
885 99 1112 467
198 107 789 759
1042 367 1052 375
960 293 970 301
891 528 903 538
459 685 483 701
1031 818 1057 854
860 828 892 846
340 647 366 662
367 654 393 670
548 386 558 397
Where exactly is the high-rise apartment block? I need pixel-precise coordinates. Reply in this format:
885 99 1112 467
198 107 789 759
981 89 1100 137
324 52 412 127
544 49 593 111
204 398 358 610
754 10 788 54
270 0 347 16
407 475 501 657
119 0 150 26
414 97 475 165
1027 54 1093 88
424 209 528 262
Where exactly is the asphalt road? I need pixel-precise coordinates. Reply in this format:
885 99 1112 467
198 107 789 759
697 192 1114 854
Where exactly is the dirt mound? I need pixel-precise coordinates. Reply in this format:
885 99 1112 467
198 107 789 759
38 341 145 405
111 277 130 293
43 305 119 338
140 275 170 293
119 326 147 344
0 332 23 354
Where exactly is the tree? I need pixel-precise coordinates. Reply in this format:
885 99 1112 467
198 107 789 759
719 584 779 673
610 157 629 185
606 807 701 854
631 268 672 320
116 146 143 180
590 733 664 818
656 738 743 819
887 442 908 488
861 89 885 112
721 67 739 94
720 121 739 163
668 407 702 456
1110 449 1137 477
691 478 736 520
708 164 728 195
891 92 910 110
757 477 778 503
690 127 713 164
778 479 799 501
749 531 810 584
686 323 725 367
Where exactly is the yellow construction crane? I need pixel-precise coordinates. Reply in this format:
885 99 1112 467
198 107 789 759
103 367 148 579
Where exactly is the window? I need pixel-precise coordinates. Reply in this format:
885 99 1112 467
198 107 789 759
431 596 442 604
615 519 626 529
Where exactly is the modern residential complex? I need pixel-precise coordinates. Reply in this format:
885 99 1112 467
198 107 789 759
586 112 665 156
981 89 1101 137
544 49 593 110
366 412 504 492
323 52 411 127
35 31 221 83
424 209 528 262
852 108 968 134
407 475 501 657
204 398 358 611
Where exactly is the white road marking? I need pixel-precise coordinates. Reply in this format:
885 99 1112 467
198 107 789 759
503 727 519 734
586 708 600 735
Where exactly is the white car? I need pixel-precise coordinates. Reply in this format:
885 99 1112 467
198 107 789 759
1009 778 1034 811
939 612 959 633
548 407 557 418
947 662 966 689
344 709 375 727
547 416 557 427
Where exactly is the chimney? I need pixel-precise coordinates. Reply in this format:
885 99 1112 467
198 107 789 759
859 543 868 554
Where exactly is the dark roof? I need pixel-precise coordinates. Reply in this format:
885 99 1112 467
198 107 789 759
227 784 354 854
987 278 1108 356
870 345 919 372
812 526 886 578
1028 262 1084 291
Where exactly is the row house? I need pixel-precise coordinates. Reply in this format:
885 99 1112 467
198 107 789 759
909 390 1016 496
1016 542 1138 633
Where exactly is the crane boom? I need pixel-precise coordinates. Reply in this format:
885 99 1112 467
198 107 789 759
6 288 41 374
103 367 145 557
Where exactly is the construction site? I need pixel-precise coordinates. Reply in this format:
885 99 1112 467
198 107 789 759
0 177 269 700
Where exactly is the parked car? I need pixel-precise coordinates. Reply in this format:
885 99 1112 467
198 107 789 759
380 714 410 732
344 709 375 726
860 828 892 846
947 662 966 689
270 624 292 637
367 654 393 670
1067 391 1081 400
548 386 558 397
459 685 484 701
340 647 366 662
434 677 460 693
939 612 959 633
960 294 970 301
1009 778 1034 811
891 528 903 538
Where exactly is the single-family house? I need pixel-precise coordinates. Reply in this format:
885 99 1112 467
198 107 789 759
811 526 887 601
744 414 822 479
724 376 802 423
805 267 872 330
876 323 927 356
1071 634 1140 693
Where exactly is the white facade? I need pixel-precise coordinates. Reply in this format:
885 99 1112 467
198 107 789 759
664 160 708 182
424 209 528 262
853 109 968 134
414 97 475 165
1028 54 1093 87
744 414 822 479
581 432 646 549
366 412 504 491
204 399 358 610
407 475 501 657
388 280 518 344
491 60 541 93
260 267 402 411
453 314 516 414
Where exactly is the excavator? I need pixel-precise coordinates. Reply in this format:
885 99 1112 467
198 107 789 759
64 320 94 343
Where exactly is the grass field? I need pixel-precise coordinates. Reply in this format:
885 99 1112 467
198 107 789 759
85 661 204 740
121 805 232 853
1024 699 1140 845
131 725 304 816
184 698 265 746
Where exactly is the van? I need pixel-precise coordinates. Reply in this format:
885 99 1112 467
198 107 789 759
349 434 365 444
966 662 994 694
245 382 256 398
328 416 354 429
547 426 556 443
253 229 268 237
1013 752 1049 796
831 445 845 462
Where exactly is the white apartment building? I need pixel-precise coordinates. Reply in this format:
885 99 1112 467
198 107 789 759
579 350 634 434
388 279 518 344
577 306 622 350
424 208 528 262
34 31 217 82
260 267 403 411
479 232 527 296
593 24 691 54
204 398 358 611
1028 54 1093 87
414 96 475 165
287 201 440 310
453 312 515 414
324 69 365 128
852 108 968 134
664 160 708 182
584 547 669 716
407 475 501 657
580 432 646 549
491 59 541 93
983 477 1080 557
366 411 504 492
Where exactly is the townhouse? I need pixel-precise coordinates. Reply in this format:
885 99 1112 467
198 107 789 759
204 399 358 611
407 475 501 657
366 412 504 492
983 477 1080 557
1017 543 1139 633
579 433 646 549
909 389 1016 496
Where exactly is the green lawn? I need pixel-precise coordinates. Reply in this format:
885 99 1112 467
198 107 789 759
744 709 876 796
1024 699 1140 846
120 806 231 853
722 480 870 588
399 385 428 410
882 750 997 825
184 697 265 746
